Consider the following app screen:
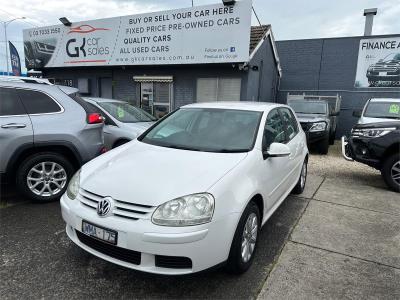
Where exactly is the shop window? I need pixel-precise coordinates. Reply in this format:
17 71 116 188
197 78 241 102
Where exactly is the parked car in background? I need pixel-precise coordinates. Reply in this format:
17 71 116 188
353 98 400 124
84 98 157 149
366 53 400 87
288 99 337 154
342 121 400 193
61 102 308 275
0 76 105 202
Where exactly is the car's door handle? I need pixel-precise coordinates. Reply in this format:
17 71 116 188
1 123 27 129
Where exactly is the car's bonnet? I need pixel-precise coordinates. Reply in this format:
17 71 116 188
80 141 247 206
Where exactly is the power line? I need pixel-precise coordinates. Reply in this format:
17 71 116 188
252 6 262 26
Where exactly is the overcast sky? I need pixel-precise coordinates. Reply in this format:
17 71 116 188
1 0 399 73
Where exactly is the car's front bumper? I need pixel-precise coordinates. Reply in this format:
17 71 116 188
305 130 329 144
341 136 381 169
61 194 239 275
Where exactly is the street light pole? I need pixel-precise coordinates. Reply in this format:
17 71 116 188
2 17 25 75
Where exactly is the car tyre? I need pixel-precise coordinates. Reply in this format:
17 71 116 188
292 159 308 194
381 153 400 193
317 137 329 155
226 201 260 274
329 132 336 145
16 152 74 202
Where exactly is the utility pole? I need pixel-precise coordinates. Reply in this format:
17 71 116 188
1 17 25 75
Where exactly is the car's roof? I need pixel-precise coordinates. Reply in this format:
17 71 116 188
84 97 126 104
182 101 283 112
0 80 79 94
288 99 327 104
369 98 400 103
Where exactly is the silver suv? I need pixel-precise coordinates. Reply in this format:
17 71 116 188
0 77 105 202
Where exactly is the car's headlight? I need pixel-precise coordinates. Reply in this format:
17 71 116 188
152 193 215 226
309 122 327 132
67 170 80 200
352 127 396 138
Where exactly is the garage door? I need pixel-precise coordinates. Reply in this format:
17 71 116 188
197 78 241 102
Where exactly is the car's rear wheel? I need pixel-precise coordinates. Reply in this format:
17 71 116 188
292 159 308 194
381 154 400 193
16 153 74 202
226 201 260 274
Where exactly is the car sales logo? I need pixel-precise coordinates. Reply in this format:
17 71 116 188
65 24 110 63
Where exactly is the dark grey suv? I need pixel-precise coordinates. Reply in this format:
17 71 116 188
0 77 105 202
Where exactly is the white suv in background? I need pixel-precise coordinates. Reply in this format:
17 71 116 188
353 98 400 124
61 102 308 275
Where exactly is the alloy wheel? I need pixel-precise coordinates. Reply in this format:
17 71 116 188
26 162 67 197
241 212 258 263
391 161 400 186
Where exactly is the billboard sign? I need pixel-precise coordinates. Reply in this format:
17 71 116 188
355 37 400 88
23 0 252 68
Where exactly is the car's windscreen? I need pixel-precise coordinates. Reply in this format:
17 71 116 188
364 101 400 119
288 101 327 114
139 108 263 153
382 53 400 62
98 102 157 123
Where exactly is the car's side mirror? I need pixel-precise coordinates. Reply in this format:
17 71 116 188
352 110 362 118
263 143 291 159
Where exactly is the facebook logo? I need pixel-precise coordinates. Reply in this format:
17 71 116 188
230 47 236 52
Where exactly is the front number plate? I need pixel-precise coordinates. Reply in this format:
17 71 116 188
82 221 118 245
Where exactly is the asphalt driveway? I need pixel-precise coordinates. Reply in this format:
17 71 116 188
0 180 317 299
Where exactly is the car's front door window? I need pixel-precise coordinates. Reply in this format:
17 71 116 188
279 108 299 141
263 109 286 150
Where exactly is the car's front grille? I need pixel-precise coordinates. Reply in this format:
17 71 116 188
371 64 399 73
300 122 312 132
155 255 193 269
79 189 155 221
76 230 141 265
351 129 364 137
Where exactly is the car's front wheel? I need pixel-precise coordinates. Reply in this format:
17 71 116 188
16 153 74 202
226 201 260 274
381 153 400 193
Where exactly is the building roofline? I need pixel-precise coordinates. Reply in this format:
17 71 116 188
276 33 400 43
249 26 282 77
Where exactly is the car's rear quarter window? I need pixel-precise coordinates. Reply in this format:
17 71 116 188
18 89 62 114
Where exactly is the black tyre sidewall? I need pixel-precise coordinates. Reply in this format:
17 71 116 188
292 159 307 195
226 202 261 274
16 153 74 202
381 154 400 193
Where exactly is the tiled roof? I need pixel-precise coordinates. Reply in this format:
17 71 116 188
249 25 271 54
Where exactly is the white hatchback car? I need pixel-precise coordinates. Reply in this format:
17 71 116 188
61 102 308 275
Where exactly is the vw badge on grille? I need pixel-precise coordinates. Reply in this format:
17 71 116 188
97 197 112 217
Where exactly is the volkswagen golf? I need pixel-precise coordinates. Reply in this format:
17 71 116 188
61 102 308 275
